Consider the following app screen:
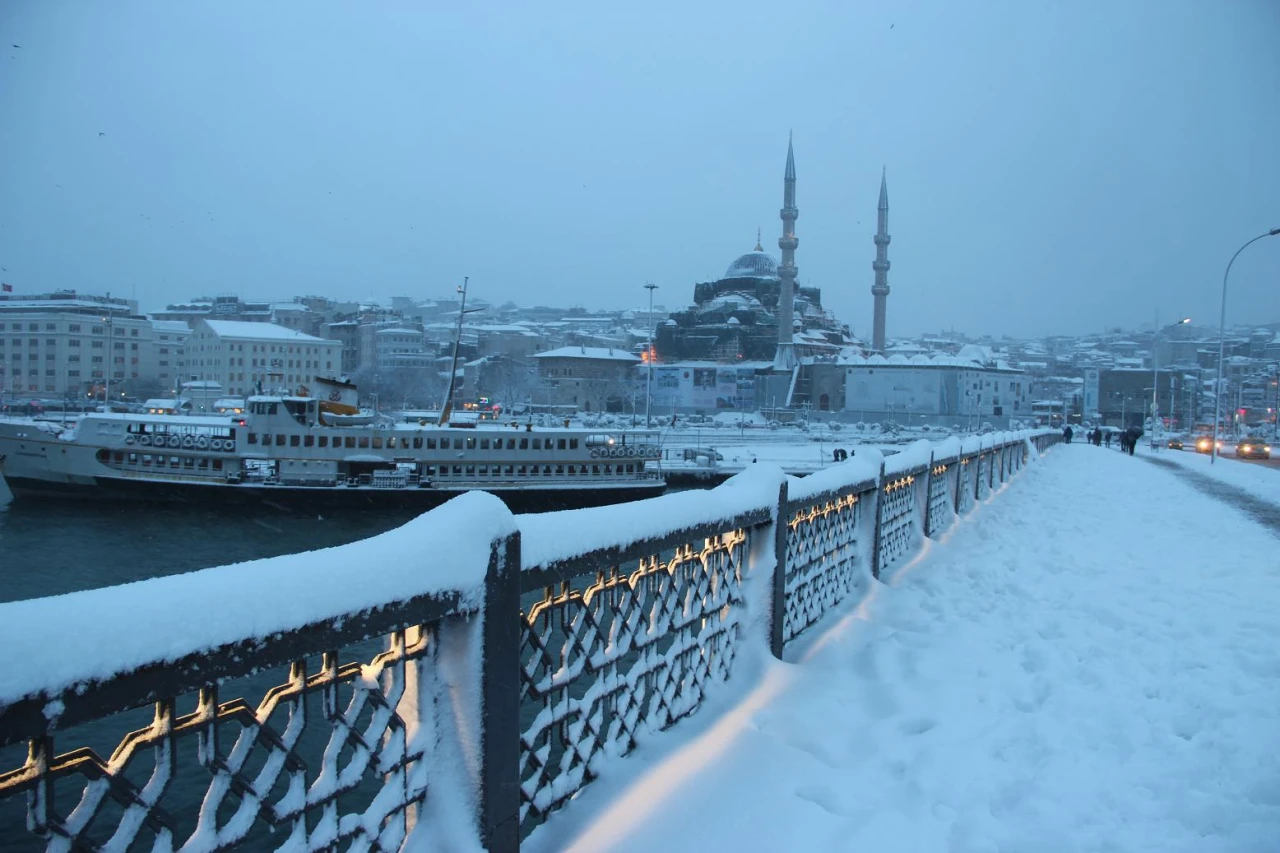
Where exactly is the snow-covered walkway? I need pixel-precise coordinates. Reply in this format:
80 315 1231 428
526 443 1280 853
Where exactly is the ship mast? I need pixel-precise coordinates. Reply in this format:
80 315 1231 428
438 276 469 426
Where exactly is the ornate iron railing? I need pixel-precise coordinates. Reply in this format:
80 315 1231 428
0 430 1060 853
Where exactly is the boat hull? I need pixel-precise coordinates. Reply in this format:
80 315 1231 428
0 473 667 513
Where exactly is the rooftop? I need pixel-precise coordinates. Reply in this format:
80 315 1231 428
199 319 329 342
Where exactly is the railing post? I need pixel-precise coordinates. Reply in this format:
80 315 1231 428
871 460 887 580
922 452 935 538
479 531 522 853
770 480 790 659
954 458 964 515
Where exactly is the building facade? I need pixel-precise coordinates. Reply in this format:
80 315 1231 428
0 292 155 399
188 319 342 397
531 346 641 413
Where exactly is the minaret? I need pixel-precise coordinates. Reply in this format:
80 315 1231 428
871 167 891 353
774 135 799 371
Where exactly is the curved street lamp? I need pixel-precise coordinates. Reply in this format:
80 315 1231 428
1212 228 1280 464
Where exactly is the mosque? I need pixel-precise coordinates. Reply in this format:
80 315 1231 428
654 137 887 366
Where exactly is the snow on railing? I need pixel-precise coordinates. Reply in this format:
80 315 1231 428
0 429 1063 852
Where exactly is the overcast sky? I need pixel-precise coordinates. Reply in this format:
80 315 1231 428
2 1 1278 339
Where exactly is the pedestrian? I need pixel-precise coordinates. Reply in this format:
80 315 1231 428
1123 426 1143 456
1104 429 1112 448
1064 425 1073 443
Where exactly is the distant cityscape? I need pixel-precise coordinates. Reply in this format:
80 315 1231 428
0 138 1275 433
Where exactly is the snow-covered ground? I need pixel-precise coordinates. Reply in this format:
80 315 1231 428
1143 444 1280 506
525 443 1280 853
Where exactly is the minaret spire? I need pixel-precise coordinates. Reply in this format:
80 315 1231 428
774 134 799 371
871 166 891 353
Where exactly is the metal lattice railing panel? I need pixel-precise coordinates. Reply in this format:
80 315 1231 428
957 460 975 514
876 475 920 571
975 454 991 501
926 464 953 536
519 530 747 831
0 627 441 853
783 492 863 644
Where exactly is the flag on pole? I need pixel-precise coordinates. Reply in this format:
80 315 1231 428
1 283 11 292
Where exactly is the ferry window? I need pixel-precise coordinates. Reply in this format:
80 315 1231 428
184 457 194 468
517 465 527 475
605 465 613 475
275 435 286 447
504 465 514 475
424 465 435 476
170 456 181 468
506 439 516 450
625 464 634 473
426 437 437 449
386 437 396 449
531 439 541 450
291 435 300 447
128 453 138 464
566 465 575 475
358 437 370 449
592 465 600 474
519 438 529 449
557 439 567 450
555 464 564 475
466 437 477 450
465 466 475 476
478 466 488 475
569 439 579 449
344 436 356 449
261 434 271 445
413 437 423 449
247 433 257 445
141 454 152 465
543 465 552 475
267 403 278 415
372 437 384 450
112 451 123 463
480 438 490 450
213 459 223 470
452 465 462 476
197 459 208 469
304 435 314 447
318 436 328 448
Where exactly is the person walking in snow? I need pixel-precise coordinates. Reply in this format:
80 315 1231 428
1104 429 1112 448
1122 426 1143 456
1063 425 1073 443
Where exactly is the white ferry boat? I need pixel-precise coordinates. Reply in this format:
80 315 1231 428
0 394 665 511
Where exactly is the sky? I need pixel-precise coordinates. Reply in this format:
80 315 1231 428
1 0 1278 339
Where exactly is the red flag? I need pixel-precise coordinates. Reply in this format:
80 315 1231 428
0 283 11 292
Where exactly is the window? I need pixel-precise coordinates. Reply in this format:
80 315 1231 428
532 438 541 450
358 437 370 449
413 437 423 449
304 435 314 447
480 438 490 450
69 324 81 332
290 435 300 447
275 435 286 446
569 438 579 449
344 436 355 449
372 437 383 449
248 433 258 444
466 437 477 450
557 438 567 450
318 436 328 448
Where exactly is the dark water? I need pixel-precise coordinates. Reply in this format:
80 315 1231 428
0 480 424 604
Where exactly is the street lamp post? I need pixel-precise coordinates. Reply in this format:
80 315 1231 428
1212 228 1280 464
644 282 658 429
1151 313 1191 449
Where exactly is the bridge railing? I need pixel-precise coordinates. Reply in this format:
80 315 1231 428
0 429 1062 852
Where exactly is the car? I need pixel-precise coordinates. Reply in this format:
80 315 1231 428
1235 437 1272 459
1166 437 1184 450
1194 435 1223 454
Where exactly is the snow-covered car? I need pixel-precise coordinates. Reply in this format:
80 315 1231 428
1235 437 1272 459
1166 437 1184 450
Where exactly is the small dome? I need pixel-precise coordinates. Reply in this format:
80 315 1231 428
724 251 779 280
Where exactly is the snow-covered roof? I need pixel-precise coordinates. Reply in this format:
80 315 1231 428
532 346 640 362
149 320 192 333
199 320 329 342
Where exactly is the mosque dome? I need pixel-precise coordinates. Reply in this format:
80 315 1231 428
724 250 779 280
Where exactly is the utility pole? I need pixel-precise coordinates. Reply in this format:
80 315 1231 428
102 296 113 411
644 282 658 429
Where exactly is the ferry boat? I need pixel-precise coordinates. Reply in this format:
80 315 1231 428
0 394 666 511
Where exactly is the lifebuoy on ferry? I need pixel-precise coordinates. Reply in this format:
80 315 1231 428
195 436 210 450
167 435 181 448
182 436 195 449
590 449 599 459
138 435 152 446
210 439 223 451
124 435 135 445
